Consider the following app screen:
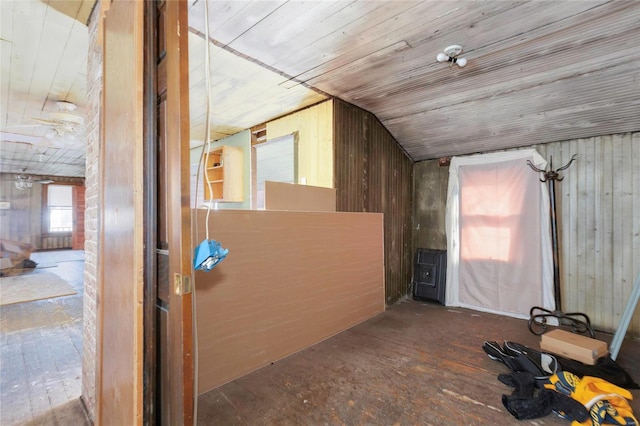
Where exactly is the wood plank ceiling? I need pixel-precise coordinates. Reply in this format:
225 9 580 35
0 0 92 177
189 0 640 161
2 1 638 177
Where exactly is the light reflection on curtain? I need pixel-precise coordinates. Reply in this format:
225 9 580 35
458 160 541 316
445 149 554 319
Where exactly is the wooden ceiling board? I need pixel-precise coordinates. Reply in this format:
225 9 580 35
3 1 639 175
2 1 47 127
0 39 11 128
2 1 88 124
281 1 498 83
0 6 12 121
46 0 95 25
186 0 639 161
209 1 421 73
307 2 616 100
1 0 89 175
356 10 640 122
22 13 77 121
306 0 627 100
389 62 639 134
47 21 88 106
392 63 640 158
187 31 326 145
188 0 285 49
206 0 515 87
45 0 80 22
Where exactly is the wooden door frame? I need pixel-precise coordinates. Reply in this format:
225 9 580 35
98 1 145 423
163 1 195 422
98 0 194 424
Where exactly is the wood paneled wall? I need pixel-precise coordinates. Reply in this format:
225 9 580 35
413 132 640 338
535 133 640 339
266 100 333 188
333 99 413 305
0 173 84 250
0 173 43 247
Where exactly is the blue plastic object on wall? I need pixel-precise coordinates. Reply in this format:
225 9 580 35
193 239 229 271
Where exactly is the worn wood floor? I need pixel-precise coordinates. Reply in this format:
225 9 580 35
0 250 89 426
3 252 637 425
197 299 640 425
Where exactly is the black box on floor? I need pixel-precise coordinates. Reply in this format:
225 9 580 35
412 248 447 304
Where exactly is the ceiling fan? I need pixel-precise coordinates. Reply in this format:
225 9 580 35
31 101 85 138
3 101 85 148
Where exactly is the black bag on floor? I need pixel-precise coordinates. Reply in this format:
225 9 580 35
554 354 639 389
483 341 639 389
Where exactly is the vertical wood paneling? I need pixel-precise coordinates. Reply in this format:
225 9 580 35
633 134 640 331
333 99 413 305
566 140 579 313
619 133 634 334
612 135 625 327
0 174 83 250
412 132 640 338
266 100 333 188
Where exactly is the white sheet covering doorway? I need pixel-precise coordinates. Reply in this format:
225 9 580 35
445 149 554 319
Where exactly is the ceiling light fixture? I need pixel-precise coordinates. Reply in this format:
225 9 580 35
436 44 467 68
15 169 33 190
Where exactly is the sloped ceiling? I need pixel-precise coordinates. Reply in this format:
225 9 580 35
189 0 640 161
2 1 638 178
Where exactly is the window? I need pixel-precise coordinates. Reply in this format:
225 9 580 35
253 133 298 209
47 185 73 232
445 150 554 319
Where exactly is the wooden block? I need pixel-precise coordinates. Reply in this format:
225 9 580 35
540 329 608 365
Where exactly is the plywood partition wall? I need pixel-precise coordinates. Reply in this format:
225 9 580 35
264 181 336 211
193 209 385 394
99 1 144 423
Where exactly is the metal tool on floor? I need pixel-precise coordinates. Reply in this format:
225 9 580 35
610 272 640 360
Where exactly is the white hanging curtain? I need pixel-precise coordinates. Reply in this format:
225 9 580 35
445 149 554 319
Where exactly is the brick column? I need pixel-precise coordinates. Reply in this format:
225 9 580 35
82 2 102 420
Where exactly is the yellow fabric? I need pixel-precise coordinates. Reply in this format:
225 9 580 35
544 372 638 426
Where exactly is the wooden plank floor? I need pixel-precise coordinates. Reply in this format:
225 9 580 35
197 299 640 425
0 250 89 426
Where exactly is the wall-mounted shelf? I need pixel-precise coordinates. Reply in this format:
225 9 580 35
203 145 243 202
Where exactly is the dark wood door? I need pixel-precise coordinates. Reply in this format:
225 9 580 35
100 0 194 424
154 0 195 425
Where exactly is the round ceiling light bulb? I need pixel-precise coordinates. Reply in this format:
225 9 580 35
443 45 463 57
456 57 467 67
436 52 449 63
